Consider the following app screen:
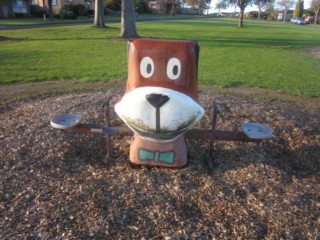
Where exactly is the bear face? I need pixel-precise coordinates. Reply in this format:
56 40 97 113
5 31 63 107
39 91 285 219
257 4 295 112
125 38 200 100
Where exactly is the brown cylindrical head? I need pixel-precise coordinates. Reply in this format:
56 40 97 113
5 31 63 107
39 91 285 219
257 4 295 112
125 38 200 100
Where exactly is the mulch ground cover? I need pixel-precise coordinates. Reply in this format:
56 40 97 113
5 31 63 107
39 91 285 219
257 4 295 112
1 89 319 239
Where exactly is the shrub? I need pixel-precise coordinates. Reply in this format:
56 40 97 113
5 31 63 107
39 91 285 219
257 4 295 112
135 1 151 14
59 5 77 19
30 4 49 18
104 0 121 11
71 4 87 16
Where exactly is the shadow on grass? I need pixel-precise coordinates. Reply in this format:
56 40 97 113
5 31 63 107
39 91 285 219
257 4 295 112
199 36 320 48
0 36 27 41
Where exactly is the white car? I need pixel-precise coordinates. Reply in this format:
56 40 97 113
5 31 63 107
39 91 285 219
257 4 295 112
290 17 305 25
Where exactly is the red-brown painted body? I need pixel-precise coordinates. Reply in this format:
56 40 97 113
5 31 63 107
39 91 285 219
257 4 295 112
116 38 202 167
126 38 200 100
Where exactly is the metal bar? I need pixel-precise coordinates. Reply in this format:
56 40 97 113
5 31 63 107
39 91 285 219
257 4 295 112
185 129 261 143
102 97 112 159
209 102 218 168
64 124 105 135
212 103 218 130
64 124 261 143
102 97 112 128
63 124 132 136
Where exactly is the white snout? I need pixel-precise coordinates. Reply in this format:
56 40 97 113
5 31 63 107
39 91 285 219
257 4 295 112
115 86 204 142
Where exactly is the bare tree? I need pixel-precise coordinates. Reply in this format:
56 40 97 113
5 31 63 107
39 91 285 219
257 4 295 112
264 1 276 23
94 0 105 27
181 0 188 7
120 0 139 38
168 0 177 16
310 0 320 24
277 0 296 21
215 1 227 13
254 0 274 19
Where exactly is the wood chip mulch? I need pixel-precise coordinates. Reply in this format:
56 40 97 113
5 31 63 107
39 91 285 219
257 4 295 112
1 89 319 239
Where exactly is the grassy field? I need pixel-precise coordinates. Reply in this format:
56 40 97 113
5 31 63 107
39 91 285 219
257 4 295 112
0 18 319 97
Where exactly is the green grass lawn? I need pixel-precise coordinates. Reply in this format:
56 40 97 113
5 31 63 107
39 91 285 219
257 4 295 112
0 18 319 97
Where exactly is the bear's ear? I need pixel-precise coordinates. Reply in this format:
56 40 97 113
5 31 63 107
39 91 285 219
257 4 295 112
127 38 135 63
125 38 144 92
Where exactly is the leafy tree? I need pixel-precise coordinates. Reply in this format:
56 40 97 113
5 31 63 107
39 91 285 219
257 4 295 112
293 0 304 17
187 0 197 8
277 0 296 21
120 0 139 38
105 0 121 11
222 0 272 27
135 0 151 14
94 0 105 27
187 0 211 14
200 0 212 14
310 0 320 24
234 0 252 27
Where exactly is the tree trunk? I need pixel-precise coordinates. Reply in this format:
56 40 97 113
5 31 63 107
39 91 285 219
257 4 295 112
284 9 287 22
94 0 105 28
120 0 139 38
48 0 53 21
170 1 175 16
238 8 245 27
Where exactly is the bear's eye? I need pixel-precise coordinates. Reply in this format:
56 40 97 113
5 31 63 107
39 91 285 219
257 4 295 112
140 57 154 78
167 58 181 80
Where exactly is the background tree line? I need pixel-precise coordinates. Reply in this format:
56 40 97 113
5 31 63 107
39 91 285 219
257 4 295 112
216 0 320 27
105 0 212 15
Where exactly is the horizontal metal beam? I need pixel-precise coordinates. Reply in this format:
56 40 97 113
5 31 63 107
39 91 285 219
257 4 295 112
186 129 261 143
63 124 261 143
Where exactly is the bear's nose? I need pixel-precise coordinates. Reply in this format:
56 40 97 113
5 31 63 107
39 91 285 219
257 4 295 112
146 93 169 109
